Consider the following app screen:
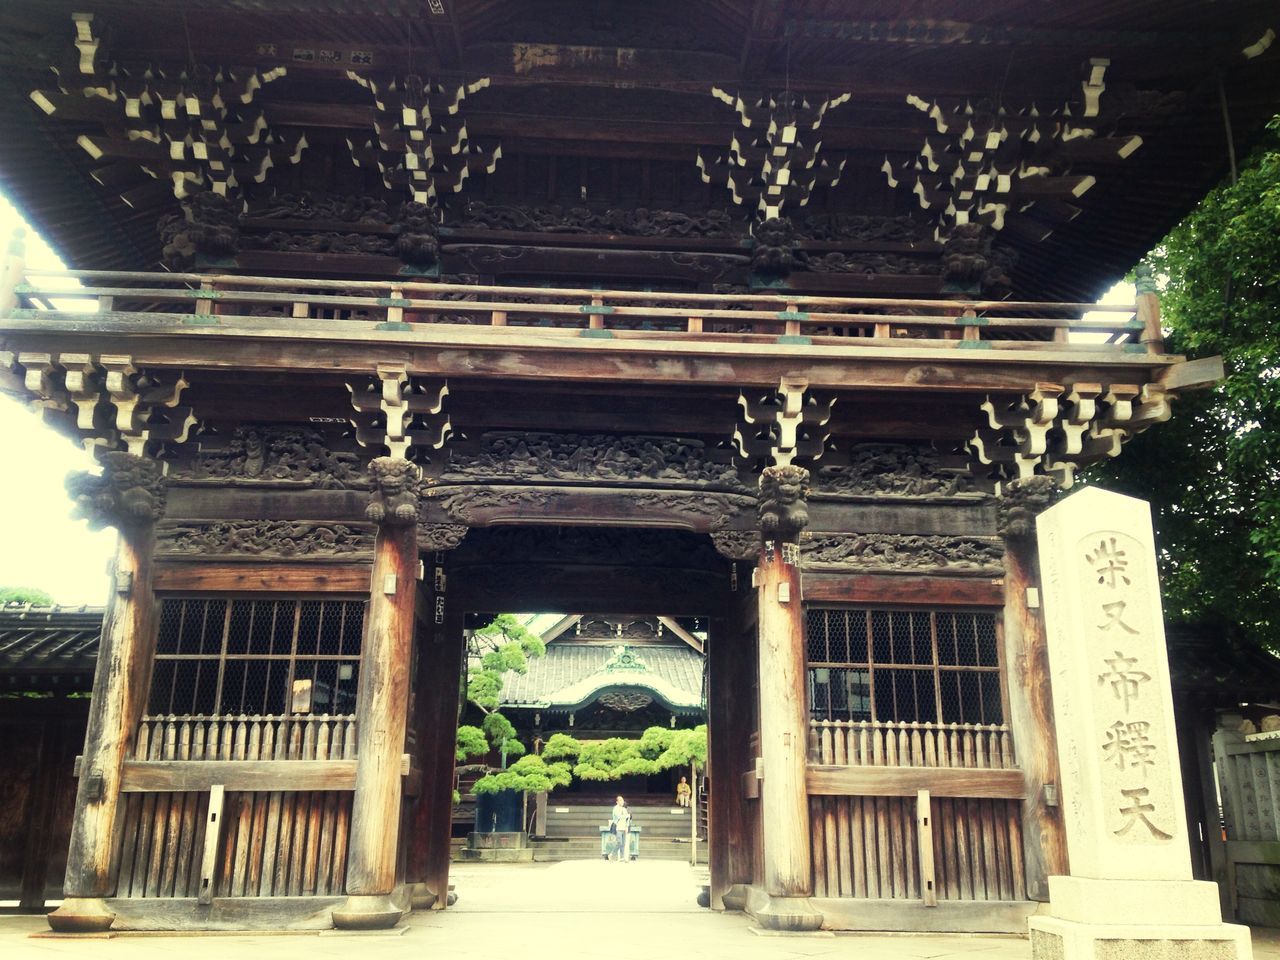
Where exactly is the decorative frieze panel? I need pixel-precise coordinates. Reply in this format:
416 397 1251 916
800 532 1004 575
156 520 375 558
441 431 747 491
448 200 740 238
167 425 370 489
812 444 978 499
434 485 751 534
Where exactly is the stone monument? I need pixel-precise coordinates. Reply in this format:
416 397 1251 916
1032 487 1251 959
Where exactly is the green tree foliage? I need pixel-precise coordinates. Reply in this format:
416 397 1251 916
471 754 573 796
548 725 707 782
455 614 545 766
1092 117 1280 646
0 586 54 605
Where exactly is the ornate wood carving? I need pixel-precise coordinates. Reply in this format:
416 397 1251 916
434 485 749 533
366 458 421 528
793 213 934 245
158 193 240 270
596 692 654 713
157 520 374 557
417 522 469 551
995 476 1060 541
168 426 370 489
750 216 798 275
711 530 758 562
249 192 392 224
812 444 977 499
448 200 740 238
67 451 166 531
758 464 810 544
940 224 1016 297
442 431 747 491
442 244 748 281
801 533 1003 574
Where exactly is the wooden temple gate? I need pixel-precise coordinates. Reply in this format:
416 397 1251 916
0 0 1272 935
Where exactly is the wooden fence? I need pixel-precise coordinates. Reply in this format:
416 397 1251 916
112 713 356 900
1214 729 1280 926
807 719 1025 903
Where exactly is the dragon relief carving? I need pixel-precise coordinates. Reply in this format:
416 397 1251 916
170 426 370 489
801 533 1004 574
813 444 978 499
710 530 758 561
444 432 748 491
418 522 469 551
157 521 375 557
758 465 810 543
67 451 167 530
366 457 421 527
450 199 739 238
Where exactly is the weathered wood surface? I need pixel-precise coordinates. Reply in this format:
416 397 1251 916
806 766 1025 799
809 720 1014 769
133 715 357 762
709 599 759 906
121 760 359 793
1001 537 1068 900
808 793 1025 902
405 604 466 908
756 545 812 899
343 519 417 898
61 527 156 900
804 575 1003 606
153 563 370 594
0 700 86 909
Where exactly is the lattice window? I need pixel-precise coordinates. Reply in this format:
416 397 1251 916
148 598 365 716
805 608 1004 725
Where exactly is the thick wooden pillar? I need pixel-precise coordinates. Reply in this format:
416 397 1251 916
333 457 419 930
405 584 466 910
752 465 822 931
708 602 757 909
999 478 1069 901
48 453 165 933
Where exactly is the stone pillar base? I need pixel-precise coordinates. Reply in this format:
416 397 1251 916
47 897 115 933
745 886 823 932
405 882 437 911
331 894 405 930
1031 877 1252 960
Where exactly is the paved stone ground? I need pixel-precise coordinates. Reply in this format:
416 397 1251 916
2 861 1276 960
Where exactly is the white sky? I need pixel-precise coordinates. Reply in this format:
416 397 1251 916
0 192 1138 606
0 197 115 605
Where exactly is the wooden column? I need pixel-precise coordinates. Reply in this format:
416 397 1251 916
333 457 419 930
999 478 1069 901
405 579 466 911
752 465 822 931
48 452 165 933
708 598 758 909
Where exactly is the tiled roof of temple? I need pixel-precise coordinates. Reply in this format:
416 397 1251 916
0 603 103 689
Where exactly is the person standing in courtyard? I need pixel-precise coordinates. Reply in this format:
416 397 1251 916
675 776 691 807
610 795 631 862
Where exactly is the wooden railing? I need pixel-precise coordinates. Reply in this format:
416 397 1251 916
5 267 1156 352
134 713 356 762
809 719 1015 769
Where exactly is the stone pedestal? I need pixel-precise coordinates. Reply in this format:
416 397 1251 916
1031 878 1251 959
1033 489 1250 959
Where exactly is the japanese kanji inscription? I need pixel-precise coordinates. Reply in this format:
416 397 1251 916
1037 487 1191 881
